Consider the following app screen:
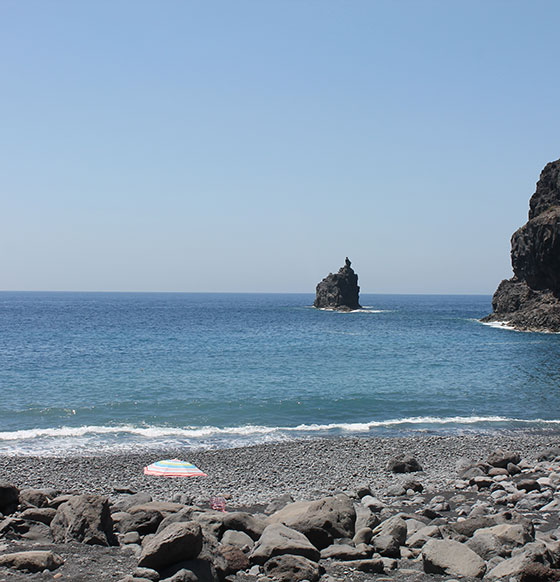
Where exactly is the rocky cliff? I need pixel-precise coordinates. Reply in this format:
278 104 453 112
482 158 560 332
314 258 361 311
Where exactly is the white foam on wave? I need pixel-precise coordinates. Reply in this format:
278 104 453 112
2 415 559 444
479 320 518 331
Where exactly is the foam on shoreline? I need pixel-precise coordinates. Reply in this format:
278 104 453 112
2 416 560 456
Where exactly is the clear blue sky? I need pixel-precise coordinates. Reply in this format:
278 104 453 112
2 0 559 293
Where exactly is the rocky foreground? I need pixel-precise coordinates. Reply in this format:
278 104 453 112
2 434 560 581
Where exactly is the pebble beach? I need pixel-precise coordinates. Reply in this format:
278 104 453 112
2 432 558 507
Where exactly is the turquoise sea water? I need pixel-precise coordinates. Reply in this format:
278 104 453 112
1 292 560 455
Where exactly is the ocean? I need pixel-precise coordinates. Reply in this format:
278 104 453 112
1 292 559 455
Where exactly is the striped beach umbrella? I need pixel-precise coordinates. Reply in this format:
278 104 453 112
143 459 207 477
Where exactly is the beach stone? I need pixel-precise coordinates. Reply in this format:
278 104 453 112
402 479 423 492
451 514 508 537
264 494 294 515
113 492 153 512
360 495 385 512
353 526 372 545
387 454 422 473
123 531 141 544
132 568 160 582
538 447 560 462
138 521 203 570
341 558 385 573
519 563 560 581
19 507 57 525
386 484 406 496
475 523 533 547
249 523 320 565
267 494 355 549
407 525 441 549
19 488 50 508
263 554 321 582
0 516 52 542
51 494 116 546
470 475 494 489
160 568 199 582
0 482 19 515
219 544 250 574
466 533 508 560
191 510 226 539
488 467 509 477
354 504 379 531
487 450 521 468
0 550 63 572
222 511 265 540
320 543 369 560
422 539 486 578
130 502 184 516
486 552 538 580
48 494 74 509
370 515 407 558
516 478 541 492
508 462 522 475
355 485 372 498
120 509 164 535
155 508 195 534
222 529 254 550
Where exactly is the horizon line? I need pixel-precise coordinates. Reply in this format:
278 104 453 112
0 289 493 296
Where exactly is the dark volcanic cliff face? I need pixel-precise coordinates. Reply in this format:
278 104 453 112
483 159 560 332
314 258 361 311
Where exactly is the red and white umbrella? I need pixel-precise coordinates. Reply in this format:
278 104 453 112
143 459 207 477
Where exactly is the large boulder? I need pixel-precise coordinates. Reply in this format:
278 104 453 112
422 539 486 578
267 494 355 549
138 521 203 570
482 158 560 332
313 257 361 311
0 550 63 572
263 554 322 582
222 511 265 541
388 454 423 473
370 515 407 558
50 494 116 546
249 523 321 565
0 482 19 515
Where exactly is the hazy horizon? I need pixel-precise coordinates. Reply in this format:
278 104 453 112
2 1 559 295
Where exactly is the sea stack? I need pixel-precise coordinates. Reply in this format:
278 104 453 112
482 158 560 332
314 257 361 311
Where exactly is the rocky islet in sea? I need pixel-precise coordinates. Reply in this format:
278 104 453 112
314 258 361 311
483 158 560 332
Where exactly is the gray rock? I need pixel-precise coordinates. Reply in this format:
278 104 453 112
221 529 254 550
50 494 116 546
0 516 53 542
485 552 537 580
263 554 321 582
340 558 385 573
386 484 406 496
320 543 370 560
222 511 265 540
19 488 50 508
475 523 533 547
422 539 486 578
119 509 164 535
138 521 203 570
387 454 423 473
0 550 63 572
112 492 153 512
19 507 57 525
218 544 250 575
264 494 294 515
360 495 385 512
353 526 372 545
134 567 160 581
267 494 355 549
407 525 441 549
249 523 320 565
314 257 361 311
487 450 522 469
370 515 407 558
0 482 19 515
466 533 508 560
122 531 141 545
354 503 379 531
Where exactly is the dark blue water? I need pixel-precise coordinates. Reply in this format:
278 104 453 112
1 292 559 454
